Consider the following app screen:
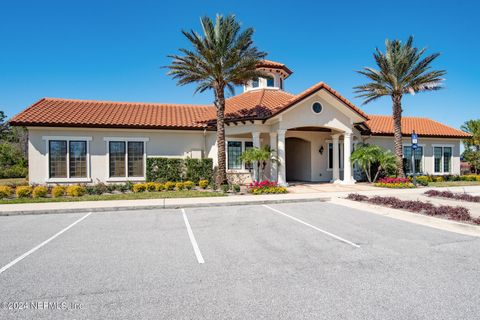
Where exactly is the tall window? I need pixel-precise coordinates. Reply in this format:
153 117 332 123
108 140 146 178
48 139 88 179
128 142 144 177
69 141 87 178
109 142 126 177
434 146 452 173
227 141 242 170
327 142 344 170
266 76 275 87
403 146 423 174
227 140 254 170
252 78 259 88
49 141 68 178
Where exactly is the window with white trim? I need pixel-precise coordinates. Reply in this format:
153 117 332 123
403 145 423 174
227 140 253 171
434 146 452 173
108 140 146 178
327 142 344 170
44 137 91 181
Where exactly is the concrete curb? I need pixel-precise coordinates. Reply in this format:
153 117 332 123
330 197 480 237
0 196 331 216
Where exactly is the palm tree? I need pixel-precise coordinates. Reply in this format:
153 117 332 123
461 119 480 173
355 36 446 177
351 144 395 182
240 146 278 181
166 15 267 185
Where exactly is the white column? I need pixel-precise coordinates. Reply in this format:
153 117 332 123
277 129 287 186
269 132 277 182
252 132 261 181
341 132 355 184
331 134 340 183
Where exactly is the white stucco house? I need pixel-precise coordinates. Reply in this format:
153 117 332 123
10 60 470 186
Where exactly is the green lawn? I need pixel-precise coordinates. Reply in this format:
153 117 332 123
428 181 480 187
0 190 224 205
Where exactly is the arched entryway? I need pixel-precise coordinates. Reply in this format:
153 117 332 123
285 137 311 181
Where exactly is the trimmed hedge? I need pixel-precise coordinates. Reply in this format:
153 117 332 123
146 158 213 183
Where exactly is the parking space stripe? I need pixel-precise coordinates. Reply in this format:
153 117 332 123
263 205 360 248
181 209 205 264
0 212 92 275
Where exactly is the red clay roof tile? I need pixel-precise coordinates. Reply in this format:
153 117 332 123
365 115 470 138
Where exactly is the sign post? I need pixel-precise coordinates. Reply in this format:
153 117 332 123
411 130 418 187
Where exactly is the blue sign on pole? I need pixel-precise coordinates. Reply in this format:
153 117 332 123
411 131 418 144
412 143 418 150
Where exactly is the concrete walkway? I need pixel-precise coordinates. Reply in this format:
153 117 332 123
1 185 479 216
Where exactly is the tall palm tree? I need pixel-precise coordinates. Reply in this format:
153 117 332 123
355 36 446 177
461 119 480 151
166 15 266 185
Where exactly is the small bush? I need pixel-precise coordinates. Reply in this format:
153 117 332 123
164 181 175 191
32 186 48 198
92 183 109 195
346 193 368 201
374 177 415 188
155 183 165 191
132 183 146 193
51 186 65 198
424 190 480 203
199 180 209 189
184 181 194 190
416 176 429 186
0 186 13 199
175 182 185 191
66 185 86 197
220 184 230 193
145 182 157 192
16 186 33 198
248 181 287 195
232 184 241 193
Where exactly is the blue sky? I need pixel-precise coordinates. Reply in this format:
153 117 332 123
1 0 478 130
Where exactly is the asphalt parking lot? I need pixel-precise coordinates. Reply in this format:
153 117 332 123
1 201 479 320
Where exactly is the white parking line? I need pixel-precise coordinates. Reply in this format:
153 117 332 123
182 209 205 264
0 212 92 275
263 205 360 248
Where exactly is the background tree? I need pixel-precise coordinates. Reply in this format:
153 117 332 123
351 144 396 183
461 119 480 173
0 109 28 178
355 36 446 177
166 14 266 185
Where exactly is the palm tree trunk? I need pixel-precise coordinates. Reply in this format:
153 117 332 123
215 88 228 185
392 94 405 178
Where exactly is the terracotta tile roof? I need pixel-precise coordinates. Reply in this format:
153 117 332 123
365 115 471 138
219 89 295 121
9 98 215 130
257 59 293 76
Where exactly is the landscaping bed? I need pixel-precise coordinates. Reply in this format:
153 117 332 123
424 190 480 203
346 193 480 225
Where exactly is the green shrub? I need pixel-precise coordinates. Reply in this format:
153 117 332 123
185 158 214 183
146 157 213 183
416 176 429 186
164 181 175 191
220 184 230 193
32 186 48 198
0 186 13 198
132 183 146 193
146 158 184 182
175 182 185 190
51 186 65 198
155 183 165 191
93 183 108 195
232 184 241 193
16 186 33 198
66 185 86 197
145 182 157 192
184 181 194 190
199 180 209 189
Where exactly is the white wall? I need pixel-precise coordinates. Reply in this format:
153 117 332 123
365 136 462 175
28 127 217 185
